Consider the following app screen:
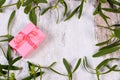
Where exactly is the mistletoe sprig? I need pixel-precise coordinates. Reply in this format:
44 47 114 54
0 0 120 80
0 0 86 24
83 57 120 80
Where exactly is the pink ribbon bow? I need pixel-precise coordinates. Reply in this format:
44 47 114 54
13 28 40 50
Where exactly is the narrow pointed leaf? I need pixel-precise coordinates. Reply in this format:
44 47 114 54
0 39 9 42
0 0 6 7
7 45 12 63
107 0 116 8
0 35 8 37
16 0 21 9
11 56 22 65
96 39 110 46
65 6 80 21
72 58 81 73
83 57 95 74
22 0 32 6
34 0 48 3
102 65 118 74
112 24 120 27
41 6 52 15
99 41 119 50
111 0 120 6
100 0 107 3
50 68 66 76
113 28 120 39
78 0 84 18
49 62 56 68
102 8 120 13
8 10 16 33
1 65 21 70
29 8 37 25
96 58 119 69
60 0 68 16
93 46 120 57
63 58 72 75
22 72 44 80
24 4 32 14
93 3 101 15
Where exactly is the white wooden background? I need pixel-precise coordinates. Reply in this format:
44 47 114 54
0 0 120 80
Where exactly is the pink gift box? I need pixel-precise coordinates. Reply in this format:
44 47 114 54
9 23 46 58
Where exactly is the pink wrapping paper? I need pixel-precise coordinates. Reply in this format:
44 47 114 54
9 23 46 58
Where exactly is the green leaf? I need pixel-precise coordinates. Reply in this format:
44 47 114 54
112 24 120 27
0 45 6 59
93 3 100 15
83 57 95 74
78 0 84 19
102 8 120 13
22 72 44 80
63 58 72 78
93 45 120 57
27 61 38 67
0 0 6 7
100 0 107 3
0 35 13 42
11 56 22 65
48 62 56 68
0 39 9 42
50 68 66 76
8 10 16 33
113 28 120 39
41 6 52 15
65 6 80 21
24 4 32 14
107 0 116 8
72 58 81 73
96 69 100 80
1 65 21 70
93 2 109 25
0 9 3 13
99 41 119 50
22 0 33 6
10 73 16 80
60 0 68 16
34 0 48 3
111 0 120 6
96 58 119 70
0 35 8 37
7 45 12 63
96 39 110 46
29 8 37 25
16 0 21 9
99 9 110 25
102 65 118 74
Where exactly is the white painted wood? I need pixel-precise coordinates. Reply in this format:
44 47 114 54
0 0 119 80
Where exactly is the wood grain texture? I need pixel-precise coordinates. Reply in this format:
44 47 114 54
94 1 120 58
0 0 120 80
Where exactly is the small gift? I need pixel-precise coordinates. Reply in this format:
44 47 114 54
9 23 46 58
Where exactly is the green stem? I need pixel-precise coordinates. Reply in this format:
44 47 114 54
36 65 67 76
50 68 67 76
96 69 100 80
0 3 17 9
7 69 9 80
53 0 59 8
0 45 7 59
56 8 59 23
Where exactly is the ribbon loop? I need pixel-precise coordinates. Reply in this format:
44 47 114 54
14 28 39 49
